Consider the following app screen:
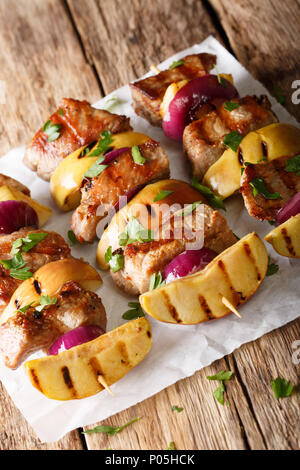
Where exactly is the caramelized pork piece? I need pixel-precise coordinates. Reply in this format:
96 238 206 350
71 139 170 243
240 155 300 221
0 281 106 369
183 95 277 180
0 228 71 314
110 204 236 295
0 174 30 196
130 53 216 126
23 98 131 181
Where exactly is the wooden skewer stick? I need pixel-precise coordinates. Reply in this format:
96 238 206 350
98 375 114 396
221 296 242 319
150 64 160 74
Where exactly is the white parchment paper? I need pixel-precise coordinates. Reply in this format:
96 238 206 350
0 36 299 442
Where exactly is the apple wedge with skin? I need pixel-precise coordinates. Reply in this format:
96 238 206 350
24 317 152 400
140 232 268 324
265 214 300 258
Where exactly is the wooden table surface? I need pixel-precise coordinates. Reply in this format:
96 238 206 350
0 0 299 450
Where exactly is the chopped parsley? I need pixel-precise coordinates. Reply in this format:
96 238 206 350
171 405 184 413
58 108 64 116
285 154 300 176
224 101 239 112
192 177 226 211
88 130 113 157
0 253 33 280
207 369 233 406
250 177 282 199
131 145 146 165
266 256 279 276
153 190 173 202
273 86 287 105
271 377 294 399
167 441 176 450
149 271 166 290
103 96 124 112
84 156 108 178
10 232 48 256
224 131 244 152
104 246 124 272
119 215 153 246
67 230 78 246
83 417 140 435
213 382 226 405
42 120 62 142
35 295 57 312
122 302 145 320
169 59 184 70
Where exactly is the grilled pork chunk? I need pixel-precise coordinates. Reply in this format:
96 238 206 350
183 95 277 180
0 228 71 314
0 174 30 196
109 204 237 295
71 139 170 243
130 53 216 126
23 98 131 181
240 155 300 221
0 281 106 369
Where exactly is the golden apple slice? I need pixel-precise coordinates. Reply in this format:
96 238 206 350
24 317 152 400
96 179 206 270
160 80 189 118
140 232 268 324
1 259 102 324
0 184 52 227
203 123 300 200
50 131 150 212
265 214 300 258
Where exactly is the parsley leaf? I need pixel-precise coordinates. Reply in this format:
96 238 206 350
224 131 243 152
285 154 300 176
214 66 227 87
153 190 173 202
84 156 108 178
122 301 145 320
266 256 279 276
149 272 166 290
105 246 124 272
0 253 33 280
250 177 282 200
131 145 146 165
67 230 78 246
213 382 226 405
167 441 176 450
191 177 226 211
42 120 62 142
10 233 48 256
15 302 34 314
58 108 64 116
172 405 184 413
273 86 286 105
88 130 113 157
181 201 203 216
83 417 140 435
119 215 153 246
207 370 233 382
224 101 239 112
35 295 57 312
103 95 124 112
169 60 184 70
271 377 294 399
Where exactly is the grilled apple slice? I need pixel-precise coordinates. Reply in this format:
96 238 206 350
140 232 268 324
0 184 52 226
24 317 152 400
203 123 300 199
265 214 300 258
50 131 150 211
96 179 206 270
1 259 102 324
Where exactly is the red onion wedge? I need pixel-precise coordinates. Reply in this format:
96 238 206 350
162 247 217 284
162 75 239 141
102 147 130 164
0 200 38 234
275 192 300 226
48 325 105 355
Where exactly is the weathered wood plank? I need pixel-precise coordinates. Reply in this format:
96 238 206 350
66 0 222 94
0 0 101 157
209 0 300 121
